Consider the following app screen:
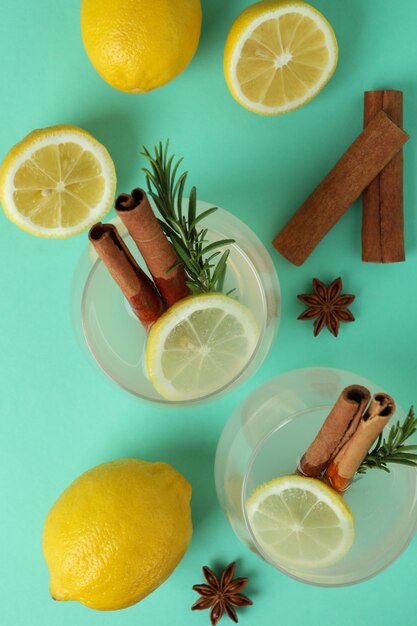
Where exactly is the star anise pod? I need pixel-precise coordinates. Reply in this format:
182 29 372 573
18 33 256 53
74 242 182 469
298 277 355 337
192 562 252 625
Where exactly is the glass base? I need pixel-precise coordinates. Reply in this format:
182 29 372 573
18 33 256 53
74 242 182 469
215 368 417 586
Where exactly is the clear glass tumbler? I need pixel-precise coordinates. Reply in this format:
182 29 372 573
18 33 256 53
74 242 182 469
72 201 280 406
215 367 417 586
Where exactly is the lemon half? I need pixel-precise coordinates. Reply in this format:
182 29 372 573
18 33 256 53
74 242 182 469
146 293 260 401
0 125 116 238
247 475 354 569
224 1 338 115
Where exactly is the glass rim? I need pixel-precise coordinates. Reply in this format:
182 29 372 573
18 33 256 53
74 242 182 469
238 370 417 587
80 208 278 406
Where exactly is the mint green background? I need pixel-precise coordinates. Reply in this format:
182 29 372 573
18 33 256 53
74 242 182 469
1 1 417 624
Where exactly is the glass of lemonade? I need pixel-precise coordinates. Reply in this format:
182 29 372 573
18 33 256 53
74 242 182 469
215 368 417 586
73 201 280 405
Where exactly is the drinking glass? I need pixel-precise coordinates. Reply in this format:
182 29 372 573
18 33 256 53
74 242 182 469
215 367 417 586
72 201 280 406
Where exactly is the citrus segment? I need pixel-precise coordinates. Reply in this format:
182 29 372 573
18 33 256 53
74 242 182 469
146 293 260 401
247 475 354 569
224 1 338 115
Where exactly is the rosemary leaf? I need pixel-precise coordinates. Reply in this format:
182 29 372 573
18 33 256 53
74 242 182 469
176 173 188 221
387 459 417 467
189 207 218 231
206 251 222 263
165 260 184 275
211 250 230 292
188 188 197 237
201 239 235 256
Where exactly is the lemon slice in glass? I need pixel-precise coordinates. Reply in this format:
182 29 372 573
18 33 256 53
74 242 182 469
247 475 354 569
146 293 260 401
0 125 116 238
224 1 338 115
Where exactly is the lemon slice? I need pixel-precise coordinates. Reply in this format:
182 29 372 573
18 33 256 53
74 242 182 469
146 293 260 401
247 475 354 569
224 1 338 115
0 125 116 238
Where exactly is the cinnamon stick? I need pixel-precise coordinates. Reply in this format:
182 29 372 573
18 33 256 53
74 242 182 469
362 91 405 263
325 393 396 492
88 223 166 329
297 385 371 478
273 110 410 266
115 188 190 307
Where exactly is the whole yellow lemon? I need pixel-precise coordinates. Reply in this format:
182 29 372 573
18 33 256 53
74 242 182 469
81 0 202 93
42 459 192 611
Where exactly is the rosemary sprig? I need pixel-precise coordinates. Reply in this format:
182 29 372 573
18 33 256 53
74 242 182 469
141 141 235 294
357 406 417 474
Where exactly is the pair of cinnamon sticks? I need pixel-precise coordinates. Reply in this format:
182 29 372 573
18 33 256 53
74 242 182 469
297 385 396 492
89 188 190 329
273 90 409 265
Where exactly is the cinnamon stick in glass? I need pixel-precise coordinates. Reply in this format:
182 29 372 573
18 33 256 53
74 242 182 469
115 188 190 307
88 223 166 329
325 393 396 492
273 111 410 266
362 90 405 263
297 385 371 478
